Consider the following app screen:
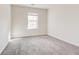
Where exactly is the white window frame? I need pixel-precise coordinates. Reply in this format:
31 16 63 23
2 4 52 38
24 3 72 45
27 12 38 29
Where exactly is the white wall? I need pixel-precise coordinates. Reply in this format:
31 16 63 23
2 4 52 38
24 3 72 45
11 5 48 38
48 5 79 46
0 5 11 54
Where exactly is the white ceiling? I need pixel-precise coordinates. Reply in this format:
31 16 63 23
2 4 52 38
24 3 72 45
15 4 54 9
13 4 79 9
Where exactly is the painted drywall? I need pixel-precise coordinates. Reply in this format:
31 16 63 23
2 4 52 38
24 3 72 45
11 5 47 38
0 5 11 54
48 5 79 46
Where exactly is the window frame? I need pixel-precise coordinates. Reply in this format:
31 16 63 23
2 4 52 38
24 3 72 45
27 12 39 29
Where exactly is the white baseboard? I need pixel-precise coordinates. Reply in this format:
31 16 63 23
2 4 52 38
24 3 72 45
11 34 48 39
0 42 8 54
48 34 79 47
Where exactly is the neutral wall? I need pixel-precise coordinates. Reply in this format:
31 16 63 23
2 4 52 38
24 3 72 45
11 5 47 38
48 5 79 46
0 5 11 54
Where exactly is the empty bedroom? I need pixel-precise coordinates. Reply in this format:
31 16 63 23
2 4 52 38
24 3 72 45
0 4 79 55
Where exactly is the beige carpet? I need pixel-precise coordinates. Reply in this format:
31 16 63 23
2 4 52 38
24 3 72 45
1 35 79 55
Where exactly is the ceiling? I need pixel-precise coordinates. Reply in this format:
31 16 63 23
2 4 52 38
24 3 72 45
15 4 54 9
12 4 79 9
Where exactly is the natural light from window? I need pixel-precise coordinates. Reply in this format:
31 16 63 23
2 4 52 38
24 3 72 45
27 12 38 29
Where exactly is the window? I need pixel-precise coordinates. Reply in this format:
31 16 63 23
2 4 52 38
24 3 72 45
27 12 38 29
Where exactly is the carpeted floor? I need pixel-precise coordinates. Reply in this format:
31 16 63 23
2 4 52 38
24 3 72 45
1 35 79 55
